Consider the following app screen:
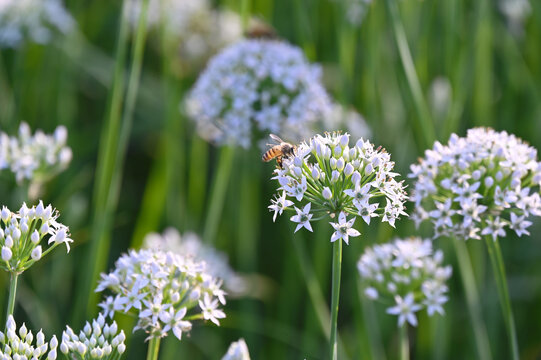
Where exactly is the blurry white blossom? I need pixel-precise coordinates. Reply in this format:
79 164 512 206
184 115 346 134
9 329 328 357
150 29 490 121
125 0 242 70
428 77 452 120
185 39 333 148
96 248 226 341
358 237 452 327
269 132 407 244
0 0 74 47
499 0 531 36
409 128 541 241
0 122 72 185
143 228 247 295
0 315 58 359
222 338 250 360
0 201 72 273
60 313 126 360
342 0 373 26
322 103 372 140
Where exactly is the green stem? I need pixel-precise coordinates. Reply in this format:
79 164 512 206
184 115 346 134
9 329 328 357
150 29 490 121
329 239 342 360
484 236 519 360
146 337 161 360
452 239 491 360
5 272 18 321
241 0 251 31
399 324 409 360
202 146 234 244
383 0 435 150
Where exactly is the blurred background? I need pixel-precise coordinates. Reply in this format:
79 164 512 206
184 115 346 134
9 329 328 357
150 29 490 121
1 0 541 359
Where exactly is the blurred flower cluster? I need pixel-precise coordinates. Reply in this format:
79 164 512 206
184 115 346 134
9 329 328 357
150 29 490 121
409 128 541 241
60 313 126 360
499 0 531 36
0 315 58 359
269 132 407 244
126 0 242 72
0 201 72 273
0 122 72 185
222 338 250 360
96 248 226 341
143 228 247 296
186 39 333 149
0 0 73 48
358 237 452 327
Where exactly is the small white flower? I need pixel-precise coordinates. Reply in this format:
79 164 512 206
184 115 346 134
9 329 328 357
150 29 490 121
330 212 360 245
386 293 422 327
290 204 314 233
268 191 294 222
31 246 42 261
199 293 226 326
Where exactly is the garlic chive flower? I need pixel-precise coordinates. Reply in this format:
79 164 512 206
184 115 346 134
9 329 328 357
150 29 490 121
222 338 250 360
143 228 247 296
60 313 126 359
185 39 333 148
0 0 74 48
357 238 452 327
0 122 72 184
270 132 408 244
0 201 72 274
96 248 226 341
409 128 541 241
0 315 58 359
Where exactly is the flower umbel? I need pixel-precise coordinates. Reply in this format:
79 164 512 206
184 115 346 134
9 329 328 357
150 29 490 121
0 201 72 273
96 248 226 341
269 132 408 244
0 315 58 359
409 128 541 241
357 237 452 327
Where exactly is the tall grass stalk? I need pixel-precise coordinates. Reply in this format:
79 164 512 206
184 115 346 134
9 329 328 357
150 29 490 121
399 325 409 360
146 338 161 360
452 238 492 360
74 0 150 324
484 236 519 360
383 0 435 149
329 239 342 360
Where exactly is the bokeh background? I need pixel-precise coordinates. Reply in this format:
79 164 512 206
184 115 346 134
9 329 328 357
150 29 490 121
1 0 541 359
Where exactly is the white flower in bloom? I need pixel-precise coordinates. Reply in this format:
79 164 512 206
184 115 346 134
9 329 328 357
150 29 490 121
143 228 246 296
0 315 58 359
409 128 541 241
0 0 74 47
125 0 242 71
96 248 226 340
60 313 126 359
0 201 72 273
0 122 72 184
269 132 407 244
222 338 251 360
186 39 333 148
269 191 294 222
358 237 452 327
290 203 314 233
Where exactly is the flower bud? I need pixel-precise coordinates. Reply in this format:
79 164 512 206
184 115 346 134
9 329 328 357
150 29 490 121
472 170 481 180
322 187 332 200
339 134 349 148
331 170 340 183
365 163 373 175
330 157 336 170
495 171 503 181
31 230 40 244
311 167 320 180
12 228 21 241
5 235 13 248
2 246 12 261
336 158 345 171
344 163 354 177
351 171 361 186
1 207 10 222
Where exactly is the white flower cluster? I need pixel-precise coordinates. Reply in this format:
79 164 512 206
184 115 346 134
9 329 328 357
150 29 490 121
126 0 242 70
222 338 250 360
0 123 72 184
269 132 407 244
499 0 531 36
0 201 72 273
143 228 246 295
186 39 333 149
358 237 452 327
96 248 226 341
409 128 541 241
341 0 373 26
322 104 372 141
0 315 58 360
60 313 126 360
0 0 74 48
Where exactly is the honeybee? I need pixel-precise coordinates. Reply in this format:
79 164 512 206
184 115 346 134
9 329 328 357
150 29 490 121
245 20 277 39
262 134 296 168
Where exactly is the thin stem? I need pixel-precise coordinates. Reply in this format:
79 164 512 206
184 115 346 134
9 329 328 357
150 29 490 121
399 324 409 360
146 337 161 360
484 236 519 360
383 0 435 150
202 146 235 244
5 272 19 321
452 239 492 360
329 240 342 360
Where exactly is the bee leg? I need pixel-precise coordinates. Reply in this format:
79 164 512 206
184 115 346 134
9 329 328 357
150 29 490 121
276 156 283 169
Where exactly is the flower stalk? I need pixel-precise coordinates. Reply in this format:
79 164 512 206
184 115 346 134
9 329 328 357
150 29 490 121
5 272 18 321
399 324 409 360
146 337 161 360
329 239 342 360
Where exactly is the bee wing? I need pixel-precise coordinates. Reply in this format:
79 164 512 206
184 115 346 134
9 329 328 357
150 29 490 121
269 134 284 144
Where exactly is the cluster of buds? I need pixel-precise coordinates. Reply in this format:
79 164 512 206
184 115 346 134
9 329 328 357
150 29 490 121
0 315 58 359
60 313 126 359
0 201 72 274
409 128 541 241
358 237 452 327
269 132 407 244
221 339 250 360
96 248 226 341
